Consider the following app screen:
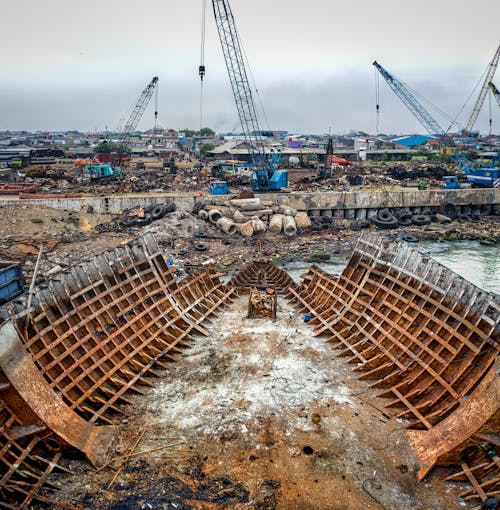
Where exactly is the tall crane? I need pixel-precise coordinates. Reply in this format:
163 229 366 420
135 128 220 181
115 76 159 148
373 60 499 187
211 0 287 191
372 61 445 137
489 82 500 108
464 44 500 133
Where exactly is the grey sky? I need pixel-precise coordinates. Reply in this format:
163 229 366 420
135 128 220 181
0 0 499 134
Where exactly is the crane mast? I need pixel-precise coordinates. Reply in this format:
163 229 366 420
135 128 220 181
464 44 500 133
372 61 445 137
372 61 481 177
489 82 500 108
212 0 278 190
116 76 159 147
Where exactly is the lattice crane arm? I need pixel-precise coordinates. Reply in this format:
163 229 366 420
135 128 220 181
116 76 159 145
465 44 500 132
372 61 445 137
372 61 479 175
211 0 267 172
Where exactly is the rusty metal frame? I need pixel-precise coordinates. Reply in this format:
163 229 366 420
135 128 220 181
229 260 295 292
0 231 497 507
288 232 499 502
0 233 234 507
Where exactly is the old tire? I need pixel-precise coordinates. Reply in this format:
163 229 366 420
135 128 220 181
440 202 458 219
194 243 208 251
135 214 153 227
164 201 176 214
119 216 136 228
377 209 393 222
192 202 204 215
373 217 399 230
350 220 371 231
151 205 166 220
398 215 413 227
412 214 431 226
402 234 418 243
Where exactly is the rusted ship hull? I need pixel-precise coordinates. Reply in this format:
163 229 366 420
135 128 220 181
0 231 498 508
287 232 499 507
0 233 235 507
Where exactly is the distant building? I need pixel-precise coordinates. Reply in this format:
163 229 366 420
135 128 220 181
391 135 435 148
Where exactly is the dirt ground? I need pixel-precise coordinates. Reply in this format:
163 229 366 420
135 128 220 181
46 296 472 510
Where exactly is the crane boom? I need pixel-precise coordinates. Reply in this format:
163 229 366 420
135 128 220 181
371 61 493 182
212 0 286 190
116 76 159 146
464 44 500 132
489 81 500 108
372 61 445 137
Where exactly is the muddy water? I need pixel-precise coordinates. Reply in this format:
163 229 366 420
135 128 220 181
419 240 500 294
280 241 499 295
279 258 349 282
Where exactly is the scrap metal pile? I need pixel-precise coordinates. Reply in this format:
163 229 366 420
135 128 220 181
247 287 277 320
0 231 497 508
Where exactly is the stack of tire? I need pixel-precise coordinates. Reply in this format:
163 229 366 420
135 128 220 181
131 202 177 227
369 202 460 230
310 215 333 229
372 209 399 230
97 202 176 231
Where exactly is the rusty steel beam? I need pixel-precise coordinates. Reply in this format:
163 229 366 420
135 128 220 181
12 234 234 425
289 232 499 431
0 321 115 465
407 357 499 480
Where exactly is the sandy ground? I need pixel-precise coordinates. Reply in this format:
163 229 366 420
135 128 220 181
50 296 471 510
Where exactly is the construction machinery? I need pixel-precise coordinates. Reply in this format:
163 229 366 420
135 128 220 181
82 164 122 183
464 43 499 133
211 0 288 191
373 61 447 137
489 82 500 107
209 159 253 182
373 60 499 188
269 149 282 168
319 137 334 177
115 76 159 149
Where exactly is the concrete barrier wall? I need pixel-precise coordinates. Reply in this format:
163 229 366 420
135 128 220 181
261 188 500 211
0 188 498 215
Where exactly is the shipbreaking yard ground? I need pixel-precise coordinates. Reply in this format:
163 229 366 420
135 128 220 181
0 232 498 510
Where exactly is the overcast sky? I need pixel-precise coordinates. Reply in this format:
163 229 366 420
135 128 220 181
0 0 499 135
